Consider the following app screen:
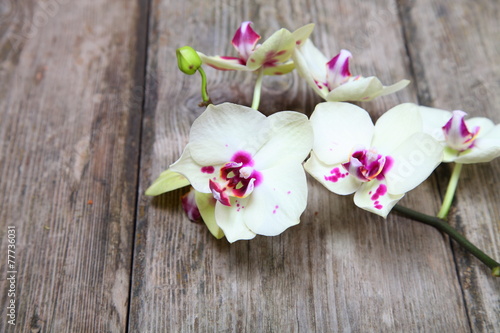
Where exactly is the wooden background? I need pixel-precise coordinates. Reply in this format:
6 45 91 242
0 0 499 331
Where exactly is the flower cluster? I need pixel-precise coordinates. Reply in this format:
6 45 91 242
147 21 500 250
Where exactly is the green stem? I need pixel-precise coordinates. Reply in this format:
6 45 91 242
251 67 265 110
437 163 463 220
198 67 211 104
393 204 500 277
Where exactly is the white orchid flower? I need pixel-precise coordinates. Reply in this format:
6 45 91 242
292 39 410 102
304 102 443 217
197 22 314 76
418 106 500 163
146 103 313 242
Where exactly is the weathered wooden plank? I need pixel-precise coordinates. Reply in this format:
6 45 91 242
400 0 500 331
0 0 147 331
131 0 471 331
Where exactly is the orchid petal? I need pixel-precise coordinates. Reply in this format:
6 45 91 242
296 39 329 79
371 79 410 99
247 28 295 70
195 191 224 239
310 102 374 165
417 105 451 142
371 103 423 154
231 21 261 61
215 197 256 243
465 117 496 137
181 187 201 221
326 49 352 89
325 77 409 102
291 23 315 47
169 146 221 193
145 168 190 196
189 103 270 166
304 152 361 195
325 76 381 102
354 180 404 218
253 111 313 169
243 163 307 236
384 132 443 194
262 61 295 75
197 52 249 71
292 39 329 98
455 124 500 163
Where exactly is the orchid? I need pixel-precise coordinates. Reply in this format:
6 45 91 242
292 39 410 102
418 107 500 164
146 102 313 242
197 22 314 76
416 106 500 219
304 102 443 217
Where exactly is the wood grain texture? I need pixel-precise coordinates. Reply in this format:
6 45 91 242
0 0 497 331
400 0 500 331
131 0 478 331
0 0 147 331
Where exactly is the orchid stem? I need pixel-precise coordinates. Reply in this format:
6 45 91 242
437 163 463 220
198 67 211 104
251 68 264 110
393 204 500 277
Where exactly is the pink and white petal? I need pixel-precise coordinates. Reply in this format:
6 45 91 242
291 23 315 47
195 191 225 239
197 52 249 71
370 79 410 100
181 187 201 221
169 146 221 193
145 169 190 196
384 133 443 195
455 124 500 163
215 197 256 243
371 103 423 154
189 103 270 165
243 163 307 236
325 76 383 102
253 111 313 169
354 180 404 218
231 21 261 61
326 49 352 89
304 152 361 195
310 102 374 165
262 61 295 75
417 106 451 142
247 29 295 70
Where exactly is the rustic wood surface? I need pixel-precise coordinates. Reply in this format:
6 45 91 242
0 0 498 332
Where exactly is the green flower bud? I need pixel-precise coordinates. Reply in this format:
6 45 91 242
176 46 202 75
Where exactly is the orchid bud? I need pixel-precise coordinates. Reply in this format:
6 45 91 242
176 46 202 75
442 110 480 152
326 49 352 89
